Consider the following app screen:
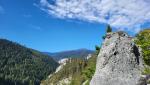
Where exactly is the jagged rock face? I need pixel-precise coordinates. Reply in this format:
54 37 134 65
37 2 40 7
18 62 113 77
90 32 145 85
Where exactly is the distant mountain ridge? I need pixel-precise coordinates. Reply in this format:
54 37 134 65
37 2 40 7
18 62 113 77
43 49 94 61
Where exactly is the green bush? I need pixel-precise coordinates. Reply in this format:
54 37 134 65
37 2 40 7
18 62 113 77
135 29 150 66
142 67 150 75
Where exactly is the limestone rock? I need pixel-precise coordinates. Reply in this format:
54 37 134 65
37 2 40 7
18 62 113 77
90 32 145 85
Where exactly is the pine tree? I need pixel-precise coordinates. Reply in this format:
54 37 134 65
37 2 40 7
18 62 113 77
106 25 112 33
95 45 100 51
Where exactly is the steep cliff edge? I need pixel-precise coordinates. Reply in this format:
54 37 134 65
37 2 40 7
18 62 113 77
90 32 145 85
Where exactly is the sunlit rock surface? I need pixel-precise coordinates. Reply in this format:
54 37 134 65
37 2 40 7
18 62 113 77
90 32 145 85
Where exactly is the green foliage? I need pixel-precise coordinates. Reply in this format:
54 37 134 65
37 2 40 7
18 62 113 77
70 53 97 85
106 25 112 33
142 67 150 75
42 52 97 85
102 25 112 40
102 35 106 40
95 45 100 56
0 39 59 85
142 67 150 84
81 54 96 78
95 45 100 52
134 29 150 66
42 58 87 85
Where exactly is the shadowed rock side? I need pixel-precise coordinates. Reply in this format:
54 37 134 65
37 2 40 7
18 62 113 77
90 32 145 85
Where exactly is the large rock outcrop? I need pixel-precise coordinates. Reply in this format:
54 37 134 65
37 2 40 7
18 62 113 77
90 32 145 85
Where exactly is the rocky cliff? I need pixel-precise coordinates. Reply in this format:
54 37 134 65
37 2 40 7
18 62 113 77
90 32 145 85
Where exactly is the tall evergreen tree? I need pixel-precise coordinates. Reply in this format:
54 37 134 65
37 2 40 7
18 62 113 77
102 25 112 40
106 25 112 33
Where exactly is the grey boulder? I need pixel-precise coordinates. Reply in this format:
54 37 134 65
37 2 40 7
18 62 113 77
90 32 145 85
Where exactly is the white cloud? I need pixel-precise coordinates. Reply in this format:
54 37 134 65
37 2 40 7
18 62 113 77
38 0 150 32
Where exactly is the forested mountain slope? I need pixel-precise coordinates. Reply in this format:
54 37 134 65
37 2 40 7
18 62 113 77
41 51 97 85
0 39 59 85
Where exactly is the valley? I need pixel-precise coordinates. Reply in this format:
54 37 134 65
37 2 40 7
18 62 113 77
0 29 150 85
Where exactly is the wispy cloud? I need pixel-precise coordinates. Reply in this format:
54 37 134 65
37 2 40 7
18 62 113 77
29 24 42 30
38 0 150 32
0 5 4 14
23 14 32 18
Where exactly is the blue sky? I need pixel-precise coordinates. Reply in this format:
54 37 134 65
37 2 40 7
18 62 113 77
0 0 150 52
